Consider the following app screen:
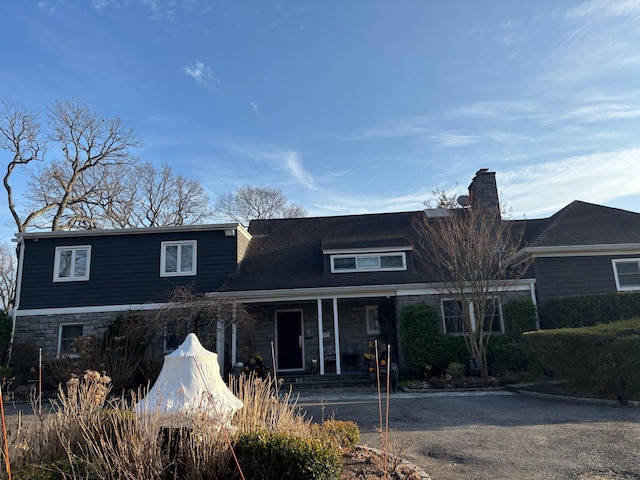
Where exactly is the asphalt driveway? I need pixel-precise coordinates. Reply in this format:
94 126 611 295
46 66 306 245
296 388 640 480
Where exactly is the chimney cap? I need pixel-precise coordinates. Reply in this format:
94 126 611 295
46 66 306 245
475 168 490 175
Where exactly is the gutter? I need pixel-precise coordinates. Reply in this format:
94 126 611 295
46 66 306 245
512 243 640 264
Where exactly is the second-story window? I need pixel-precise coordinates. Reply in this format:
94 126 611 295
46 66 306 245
161 240 197 277
54 246 91 282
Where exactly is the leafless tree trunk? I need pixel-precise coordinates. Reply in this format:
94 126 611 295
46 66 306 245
415 195 529 377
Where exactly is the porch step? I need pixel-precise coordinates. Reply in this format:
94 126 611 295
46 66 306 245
280 372 372 390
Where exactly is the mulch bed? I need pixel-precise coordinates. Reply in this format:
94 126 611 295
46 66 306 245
341 446 424 480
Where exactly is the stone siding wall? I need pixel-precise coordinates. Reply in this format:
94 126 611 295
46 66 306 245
13 311 118 359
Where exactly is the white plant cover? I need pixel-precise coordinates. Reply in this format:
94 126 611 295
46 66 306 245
134 333 243 428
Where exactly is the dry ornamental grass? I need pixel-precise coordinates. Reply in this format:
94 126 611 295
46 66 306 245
0 372 421 480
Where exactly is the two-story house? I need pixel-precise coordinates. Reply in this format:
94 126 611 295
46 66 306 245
11 169 640 376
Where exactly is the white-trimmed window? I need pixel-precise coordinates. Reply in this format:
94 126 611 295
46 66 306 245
58 324 83 357
366 305 380 334
331 253 406 273
54 246 91 282
161 240 197 277
441 298 503 334
612 259 640 291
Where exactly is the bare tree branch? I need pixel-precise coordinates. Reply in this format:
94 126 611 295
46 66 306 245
0 101 47 233
214 185 306 226
0 243 16 312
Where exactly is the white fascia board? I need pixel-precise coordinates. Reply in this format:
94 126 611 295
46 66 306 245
14 223 245 240
15 303 166 317
513 243 640 262
211 278 536 304
17 279 537 315
322 246 413 255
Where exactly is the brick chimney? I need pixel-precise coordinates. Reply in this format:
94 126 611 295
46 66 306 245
468 168 500 219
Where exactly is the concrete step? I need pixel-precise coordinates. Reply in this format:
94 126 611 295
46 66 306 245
280 372 372 390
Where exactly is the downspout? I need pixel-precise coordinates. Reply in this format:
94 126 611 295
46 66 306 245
317 299 325 375
8 235 25 366
529 281 540 330
231 303 237 366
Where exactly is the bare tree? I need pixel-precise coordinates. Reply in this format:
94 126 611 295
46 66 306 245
0 242 16 312
28 99 141 231
2 99 213 232
1 98 141 232
104 162 213 228
151 285 254 353
214 185 306 226
0 100 47 233
415 192 529 377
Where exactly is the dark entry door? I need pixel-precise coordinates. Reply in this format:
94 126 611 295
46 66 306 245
276 310 304 370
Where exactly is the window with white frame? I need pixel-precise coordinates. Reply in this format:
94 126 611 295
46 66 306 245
58 324 83 356
161 240 197 277
612 259 640 291
441 298 503 334
366 305 380 334
331 253 406 273
54 246 91 282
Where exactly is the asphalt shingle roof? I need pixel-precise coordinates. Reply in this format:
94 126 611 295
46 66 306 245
522 200 640 247
221 201 640 293
221 211 432 292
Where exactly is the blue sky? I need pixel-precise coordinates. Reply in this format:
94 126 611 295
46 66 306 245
2 0 640 237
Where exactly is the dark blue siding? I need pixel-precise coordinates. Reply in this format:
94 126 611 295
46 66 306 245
19 229 238 310
535 255 638 304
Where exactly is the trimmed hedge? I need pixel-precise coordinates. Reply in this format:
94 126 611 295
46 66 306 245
233 430 342 480
522 318 640 399
317 420 360 450
539 291 640 329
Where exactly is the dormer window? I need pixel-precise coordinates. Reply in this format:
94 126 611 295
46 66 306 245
331 252 406 273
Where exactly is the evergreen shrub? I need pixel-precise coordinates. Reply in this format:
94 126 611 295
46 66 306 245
317 420 360 449
522 318 640 399
399 303 465 374
539 291 640 329
233 430 342 480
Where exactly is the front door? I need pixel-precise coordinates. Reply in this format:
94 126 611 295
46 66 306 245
276 310 304 371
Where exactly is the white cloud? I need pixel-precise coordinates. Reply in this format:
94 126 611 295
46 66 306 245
500 147 640 217
92 0 117 10
228 143 318 190
346 115 431 141
250 102 260 115
183 61 220 89
567 0 640 19
428 133 476 148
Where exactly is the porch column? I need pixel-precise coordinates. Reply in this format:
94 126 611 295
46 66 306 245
216 320 225 376
333 297 342 375
317 299 325 375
